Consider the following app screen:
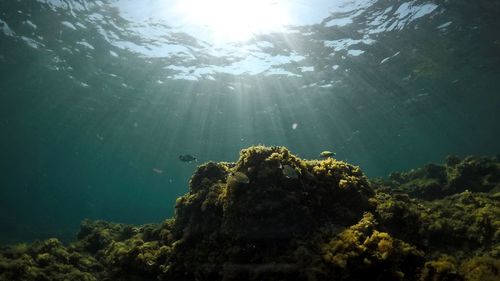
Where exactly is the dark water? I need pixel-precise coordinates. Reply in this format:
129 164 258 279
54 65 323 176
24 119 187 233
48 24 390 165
0 0 499 244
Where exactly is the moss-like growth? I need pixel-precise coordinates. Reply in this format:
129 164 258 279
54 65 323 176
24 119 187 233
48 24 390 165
385 155 500 199
0 238 101 281
419 255 460 281
165 146 375 280
320 213 424 280
0 147 498 281
373 190 500 258
459 256 500 281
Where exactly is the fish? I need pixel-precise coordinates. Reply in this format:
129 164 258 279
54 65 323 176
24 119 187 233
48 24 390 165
319 151 336 158
179 154 197 162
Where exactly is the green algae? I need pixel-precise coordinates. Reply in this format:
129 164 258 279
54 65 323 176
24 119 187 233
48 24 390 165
320 213 424 280
385 155 500 199
0 146 499 281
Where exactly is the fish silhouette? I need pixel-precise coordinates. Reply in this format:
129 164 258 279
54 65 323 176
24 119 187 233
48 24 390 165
179 154 197 162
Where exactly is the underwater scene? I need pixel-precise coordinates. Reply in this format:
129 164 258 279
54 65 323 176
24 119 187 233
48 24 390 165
0 0 499 280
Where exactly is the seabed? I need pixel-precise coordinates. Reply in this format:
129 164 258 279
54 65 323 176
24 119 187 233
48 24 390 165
1 146 499 281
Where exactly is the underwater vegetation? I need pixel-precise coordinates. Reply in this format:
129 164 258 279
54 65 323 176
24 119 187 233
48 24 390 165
0 146 499 280
383 155 500 199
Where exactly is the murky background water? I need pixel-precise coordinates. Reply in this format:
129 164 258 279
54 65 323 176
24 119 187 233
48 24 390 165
1 0 499 243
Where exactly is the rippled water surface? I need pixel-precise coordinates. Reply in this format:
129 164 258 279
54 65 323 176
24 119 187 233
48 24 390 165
0 0 499 243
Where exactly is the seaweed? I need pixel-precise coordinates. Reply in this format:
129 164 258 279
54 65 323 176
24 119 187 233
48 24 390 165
0 147 498 281
385 155 500 199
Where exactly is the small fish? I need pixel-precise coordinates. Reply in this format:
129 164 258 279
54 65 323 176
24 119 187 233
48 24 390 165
319 150 336 158
179 154 197 162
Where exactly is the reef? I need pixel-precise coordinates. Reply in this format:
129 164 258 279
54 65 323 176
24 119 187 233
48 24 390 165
381 155 500 200
0 146 499 281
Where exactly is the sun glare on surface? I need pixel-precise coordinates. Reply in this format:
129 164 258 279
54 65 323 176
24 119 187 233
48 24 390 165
175 0 290 42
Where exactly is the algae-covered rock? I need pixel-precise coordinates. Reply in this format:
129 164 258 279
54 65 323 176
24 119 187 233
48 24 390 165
419 255 460 281
0 238 101 281
321 213 424 280
165 145 374 280
459 256 500 281
75 219 175 280
373 190 500 258
386 155 500 199
0 147 498 281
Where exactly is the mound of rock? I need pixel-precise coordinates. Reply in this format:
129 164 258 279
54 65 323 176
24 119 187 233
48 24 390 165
1 147 499 281
384 155 500 199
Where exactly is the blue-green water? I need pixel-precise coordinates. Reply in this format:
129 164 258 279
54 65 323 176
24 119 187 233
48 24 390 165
0 0 499 244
